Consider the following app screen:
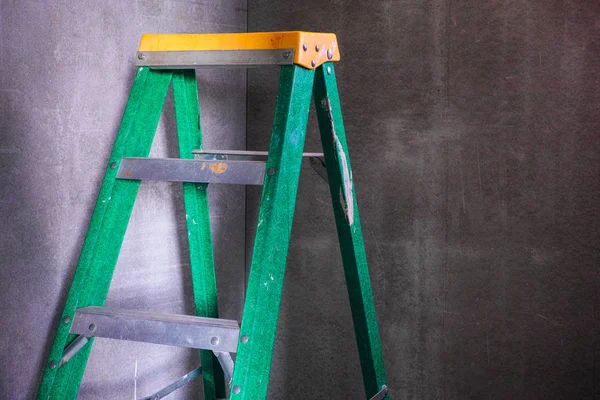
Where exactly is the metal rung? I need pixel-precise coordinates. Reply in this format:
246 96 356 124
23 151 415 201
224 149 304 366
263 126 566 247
70 307 239 352
116 152 327 185
117 158 266 185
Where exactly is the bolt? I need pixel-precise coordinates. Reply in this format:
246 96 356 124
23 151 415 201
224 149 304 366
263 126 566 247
303 43 308 51
88 323 96 332
232 386 241 394
210 336 219 346
327 49 334 60
327 67 332 75
49 361 57 369
267 168 275 176
311 60 317 67
110 162 117 169
241 335 249 344
137 53 145 60
62 316 70 324
315 44 320 52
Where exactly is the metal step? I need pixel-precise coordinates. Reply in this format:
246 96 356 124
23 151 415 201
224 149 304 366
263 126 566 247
116 150 327 185
70 307 239 352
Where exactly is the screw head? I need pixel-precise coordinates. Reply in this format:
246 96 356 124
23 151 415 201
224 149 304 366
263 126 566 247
49 361 57 369
303 43 308 51
327 49 334 60
232 385 241 394
311 60 317 67
109 162 117 169
267 168 275 176
210 336 219 346
282 51 291 60
62 316 70 324
88 323 96 332
137 53 145 60
315 44 320 51
241 335 249 344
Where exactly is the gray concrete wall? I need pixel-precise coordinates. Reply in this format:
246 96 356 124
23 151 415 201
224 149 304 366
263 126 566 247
0 1 247 399
247 1 600 399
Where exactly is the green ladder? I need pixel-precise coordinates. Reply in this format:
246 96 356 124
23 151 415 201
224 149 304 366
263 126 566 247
38 31 389 400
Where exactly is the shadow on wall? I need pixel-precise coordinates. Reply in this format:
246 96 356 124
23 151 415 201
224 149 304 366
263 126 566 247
0 68 201 398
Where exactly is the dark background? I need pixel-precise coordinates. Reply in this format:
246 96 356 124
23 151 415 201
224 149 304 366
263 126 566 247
247 1 600 399
1 1 599 399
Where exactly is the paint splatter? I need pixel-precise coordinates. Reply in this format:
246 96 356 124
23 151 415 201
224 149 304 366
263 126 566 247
209 162 228 174
321 98 354 225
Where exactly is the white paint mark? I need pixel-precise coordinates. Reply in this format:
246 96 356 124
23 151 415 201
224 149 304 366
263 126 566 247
192 219 197 225
442 310 460 315
321 98 354 225
458 152 466 213
134 359 138 400
335 136 354 225
476 141 483 193
486 331 490 365
269 273 274 281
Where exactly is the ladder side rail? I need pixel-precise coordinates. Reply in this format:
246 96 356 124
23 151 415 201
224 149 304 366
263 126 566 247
172 69 226 399
37 68 173 399
313 62 389 399
230 65 315 399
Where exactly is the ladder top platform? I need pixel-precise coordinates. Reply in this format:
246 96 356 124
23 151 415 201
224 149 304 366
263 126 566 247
137 31 340 70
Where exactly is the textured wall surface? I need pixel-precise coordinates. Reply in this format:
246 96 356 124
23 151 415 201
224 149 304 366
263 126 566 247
247 1 600 399
0 1 246 399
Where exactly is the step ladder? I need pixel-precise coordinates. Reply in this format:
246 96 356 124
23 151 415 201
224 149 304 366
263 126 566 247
37 31 389 400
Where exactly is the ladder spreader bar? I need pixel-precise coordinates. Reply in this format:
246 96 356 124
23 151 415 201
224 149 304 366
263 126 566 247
193 150 324 161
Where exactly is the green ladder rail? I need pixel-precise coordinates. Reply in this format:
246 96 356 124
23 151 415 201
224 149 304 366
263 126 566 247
37 31 389 400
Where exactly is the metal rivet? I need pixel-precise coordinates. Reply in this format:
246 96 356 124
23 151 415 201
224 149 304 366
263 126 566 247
110 162 117 169
210 336 219 345
311 60 317 67
62 316 70 324
88 323 96 332
327 67 332 75
241 335 249 344
282 51 291 60
315 44 320 51
232 385 241 394
303 43 308 51
49 361 57 370
327 49 334 60
137 53 145 60
267 168 275 176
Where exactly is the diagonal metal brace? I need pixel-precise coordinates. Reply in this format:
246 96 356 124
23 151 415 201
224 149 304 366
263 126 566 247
369 385 389 400
140 366 203 400
59 335 89 367
309 156 328 183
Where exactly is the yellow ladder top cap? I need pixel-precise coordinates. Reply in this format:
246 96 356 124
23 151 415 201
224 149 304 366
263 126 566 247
138 31 341 69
